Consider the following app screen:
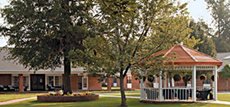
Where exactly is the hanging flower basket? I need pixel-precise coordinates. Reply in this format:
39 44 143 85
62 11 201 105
173 74 181 81
147 75 155 82
211 75 214 81
183 74 192 81
142 76 146 82
200 74 206 80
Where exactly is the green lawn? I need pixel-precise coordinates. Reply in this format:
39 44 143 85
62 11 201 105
0 93 41 102
0 97 229 107
0 91 230 107
94 90 140 96
218 93 230 102
96 90 230 102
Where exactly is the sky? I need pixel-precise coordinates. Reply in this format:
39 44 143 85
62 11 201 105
0 0 213 47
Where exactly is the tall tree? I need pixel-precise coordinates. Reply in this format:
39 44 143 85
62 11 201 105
73 1 199 107
206 0 230 52
189 20 217 57
0 0 95 94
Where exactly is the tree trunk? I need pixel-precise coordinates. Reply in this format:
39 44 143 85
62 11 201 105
119 74 127 107
63 55 72 94
107 77 112 91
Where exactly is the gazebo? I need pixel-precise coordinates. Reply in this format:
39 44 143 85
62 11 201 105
140 44 222 102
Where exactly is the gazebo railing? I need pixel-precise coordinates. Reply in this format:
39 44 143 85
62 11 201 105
141 87 193 102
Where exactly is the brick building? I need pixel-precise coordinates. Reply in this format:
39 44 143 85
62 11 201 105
0 50 103 92
0 50 140 92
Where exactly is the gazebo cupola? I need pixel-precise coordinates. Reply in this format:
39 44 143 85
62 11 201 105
140 44 222 102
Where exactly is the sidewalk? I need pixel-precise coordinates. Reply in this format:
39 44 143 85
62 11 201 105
0 97 36 106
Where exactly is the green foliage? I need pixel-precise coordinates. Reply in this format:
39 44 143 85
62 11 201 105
206 0 230 52
73 0 200 106
189 20 217 57
220 65 230 78
0 0 96 93
213 37 230 52
77 0 201 80
0 0 95 70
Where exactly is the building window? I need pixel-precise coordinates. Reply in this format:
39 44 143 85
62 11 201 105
23 76 29 86
13 76 28 87
55 76 62 86
127 76 132 83
47 76 54 86
47 76 62 86
13 76 18 86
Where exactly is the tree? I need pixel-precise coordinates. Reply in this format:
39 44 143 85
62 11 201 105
189 20 217 57
0 0 95 94
74 1 199 107
206 0 230 52
220 65 230 78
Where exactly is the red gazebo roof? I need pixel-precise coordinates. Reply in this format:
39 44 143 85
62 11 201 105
149 44 222 67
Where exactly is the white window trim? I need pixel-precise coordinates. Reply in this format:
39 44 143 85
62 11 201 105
82 76 88 90
127 75 132 89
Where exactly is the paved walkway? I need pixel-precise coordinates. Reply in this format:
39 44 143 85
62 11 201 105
0 97 36 106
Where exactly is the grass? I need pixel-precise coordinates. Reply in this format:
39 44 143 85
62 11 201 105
96 90 230 102
94 90 140 96
1 91 230 107
218 93 230 102
0 93 41 102
0 97 229 107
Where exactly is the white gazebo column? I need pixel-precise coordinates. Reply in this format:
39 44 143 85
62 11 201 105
192 66 196 101
159 71 163 101
213 66 218 101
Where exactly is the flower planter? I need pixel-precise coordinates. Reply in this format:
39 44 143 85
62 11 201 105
37 94 99 102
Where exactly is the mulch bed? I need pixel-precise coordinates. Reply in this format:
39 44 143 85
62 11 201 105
37 94 99 102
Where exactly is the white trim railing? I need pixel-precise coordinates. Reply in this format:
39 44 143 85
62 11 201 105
141 87 193 102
